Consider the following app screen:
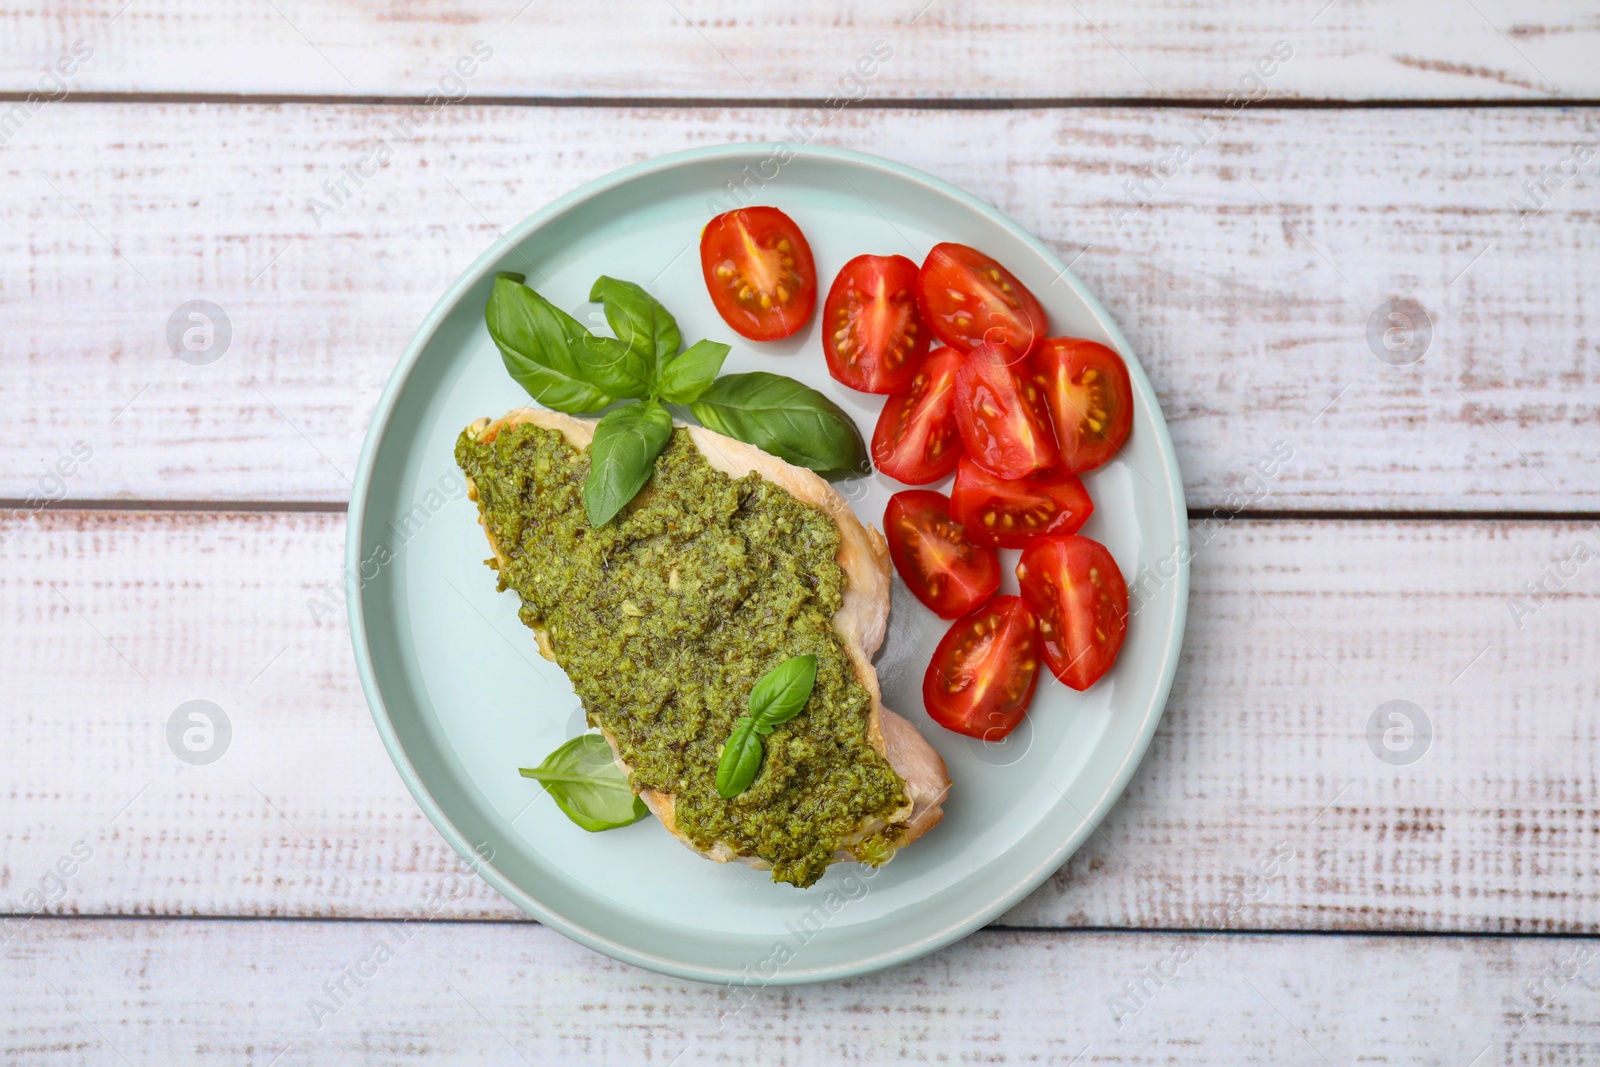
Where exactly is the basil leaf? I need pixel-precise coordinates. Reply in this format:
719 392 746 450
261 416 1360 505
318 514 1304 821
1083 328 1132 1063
487 275 615 414
714 655 819 799
583 401 673 527
659 339 730 404
590 275 681 382
577 334 656 400
690 372 868 477
715 716 765 799
748 654 817 728
520 734 649 832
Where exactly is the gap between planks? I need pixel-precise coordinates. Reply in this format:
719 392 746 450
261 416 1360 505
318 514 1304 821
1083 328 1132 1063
8 912 1600 943
4 93 1600 109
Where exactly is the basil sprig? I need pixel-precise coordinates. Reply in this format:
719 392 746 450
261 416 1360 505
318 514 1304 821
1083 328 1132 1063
487 273 726 526
715 655 819 799
485 272 867 527
520 733 650 832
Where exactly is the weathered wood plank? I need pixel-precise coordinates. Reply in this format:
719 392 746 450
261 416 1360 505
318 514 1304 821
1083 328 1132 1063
2 919 1593 1065
2 509 1595 932
0 104 1595 509
1 0 1594 100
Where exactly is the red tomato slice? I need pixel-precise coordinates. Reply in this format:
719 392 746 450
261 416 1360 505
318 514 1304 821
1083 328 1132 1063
884 490 1000 620
922 595 1041 741
916 242 1048 354
1030 338 1134 473
871 346 965 484
822 254 929 394
953 342 1059 480
699 207 817 340
1016 535 1128 691
949 456 1094 549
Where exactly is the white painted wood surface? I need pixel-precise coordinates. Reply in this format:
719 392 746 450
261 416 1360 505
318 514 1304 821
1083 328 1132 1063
4 2 1598 1060
2 104 1596 509
0 0 1594 100
4 510 1595 932
4 919 1596 1065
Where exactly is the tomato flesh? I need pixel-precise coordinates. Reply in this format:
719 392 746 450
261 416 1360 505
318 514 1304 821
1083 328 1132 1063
950 456 1094 549
916 242 1049 354
699 207 817 341
884 490 1000 620
953 342 1059 480
1016 535 1128 691
923 595 1041 741
871 346 965 484
1030 338 1134 473
823 254 928 394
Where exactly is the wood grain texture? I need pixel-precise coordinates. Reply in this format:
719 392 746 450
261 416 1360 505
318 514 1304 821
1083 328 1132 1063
3 919 1596 1065
1 104 1596 509
2 509 1595 932
0 0 1595 100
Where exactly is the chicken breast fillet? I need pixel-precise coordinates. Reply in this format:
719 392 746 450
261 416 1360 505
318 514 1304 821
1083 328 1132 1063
462 408 950 874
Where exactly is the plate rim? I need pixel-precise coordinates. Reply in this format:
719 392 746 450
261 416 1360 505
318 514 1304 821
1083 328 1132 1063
347 141 1190 984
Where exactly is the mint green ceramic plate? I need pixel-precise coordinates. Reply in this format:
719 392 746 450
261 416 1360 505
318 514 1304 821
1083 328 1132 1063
348 144 1188 984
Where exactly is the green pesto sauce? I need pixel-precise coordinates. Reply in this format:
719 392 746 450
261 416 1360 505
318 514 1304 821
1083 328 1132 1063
455 423 908 887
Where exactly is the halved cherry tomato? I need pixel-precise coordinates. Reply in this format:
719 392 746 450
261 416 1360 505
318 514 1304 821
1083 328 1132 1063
822 254 929 394
923 595 1041 741
1016 535 1128 691
872 346 965 484
699 207 817 340
884 490 1000 620
1030 338 1134 473
953 342 1059 480
949 456 1094 549
916 242 1048 354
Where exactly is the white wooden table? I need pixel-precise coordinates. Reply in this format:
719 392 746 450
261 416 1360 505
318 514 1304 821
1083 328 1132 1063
3 3 1597 1062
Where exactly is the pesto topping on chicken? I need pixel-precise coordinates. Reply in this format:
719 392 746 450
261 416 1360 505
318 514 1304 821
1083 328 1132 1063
457 422 907 887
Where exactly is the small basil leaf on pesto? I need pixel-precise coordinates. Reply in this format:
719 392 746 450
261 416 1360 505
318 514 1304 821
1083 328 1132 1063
690 372 868 477
487 275 616 414
715 716 766 799
583 400 673 527
659 339 731 404
716 655 819 798
590 275 682 381
748 654 818 727
520 734 650 832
